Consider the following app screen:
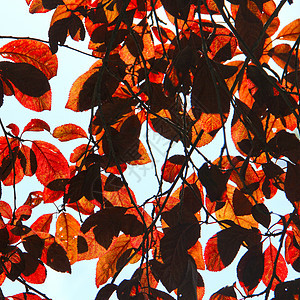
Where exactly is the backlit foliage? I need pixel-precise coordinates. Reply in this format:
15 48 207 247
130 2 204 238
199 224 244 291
1 0 300 299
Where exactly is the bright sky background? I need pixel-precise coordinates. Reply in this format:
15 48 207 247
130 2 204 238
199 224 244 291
1 1 300 299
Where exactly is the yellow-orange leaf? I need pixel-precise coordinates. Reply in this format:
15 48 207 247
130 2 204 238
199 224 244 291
53 124 87 142
277 18 300 41
96 235 137 287
66 68 98 112
269 44 299 72
188 241 205 270
55 212 80 264
77 229 106 261
215 185 258 229
0 39 58 79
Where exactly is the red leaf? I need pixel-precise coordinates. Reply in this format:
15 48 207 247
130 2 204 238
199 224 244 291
21 253 46 284
262 243 288 291
4 292 44 300
204 226 247 271
23 119 50 133
32 141 70 187
31 214 53 233
53 123 87 141
0 201 12 220
0 39 58 79
237 244 264 294
15 205 32 221
6 123 19 136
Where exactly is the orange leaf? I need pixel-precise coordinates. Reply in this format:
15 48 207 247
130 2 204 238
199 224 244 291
55 212 80 264
15 205 32 221
0 201 12 220
23 119 50 133
70 144 91 163
24 191 43 208
32 140 70 187
277 18 300 41
26 0 50 13
102 174 137 208
67 196 95 215
66 67 99 112
161 155 185 183
262 243 288 290
215 185 258 229
31 214 53 233
53 123 88 141
77 229 106 261
128 141 151 166
96 234 135 287
269 44 299 72
188 241 205 270
15 88 51 112
43 187 64 203
0 39 58 79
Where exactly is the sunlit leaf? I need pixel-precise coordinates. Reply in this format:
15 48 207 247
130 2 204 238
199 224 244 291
95 235 135 287
162 155 185 183
55 212 80 264
32 140 70 187
23 119 50 133
277 18 300 41
262 243 288 290
0 201 12 220
0 39 58 79
53 123 87 141
31 214 53 233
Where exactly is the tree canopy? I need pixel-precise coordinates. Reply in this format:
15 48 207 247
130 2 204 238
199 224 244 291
0 0 300 299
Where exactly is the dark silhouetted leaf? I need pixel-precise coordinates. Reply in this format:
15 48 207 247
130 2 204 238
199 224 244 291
46 242 71 273
237 244 264 294
198 163 231 201
210 285 237 300
95 283 118 300
0 62 50 97
285 163 300 202
232 189 252 216
251 203 271 228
